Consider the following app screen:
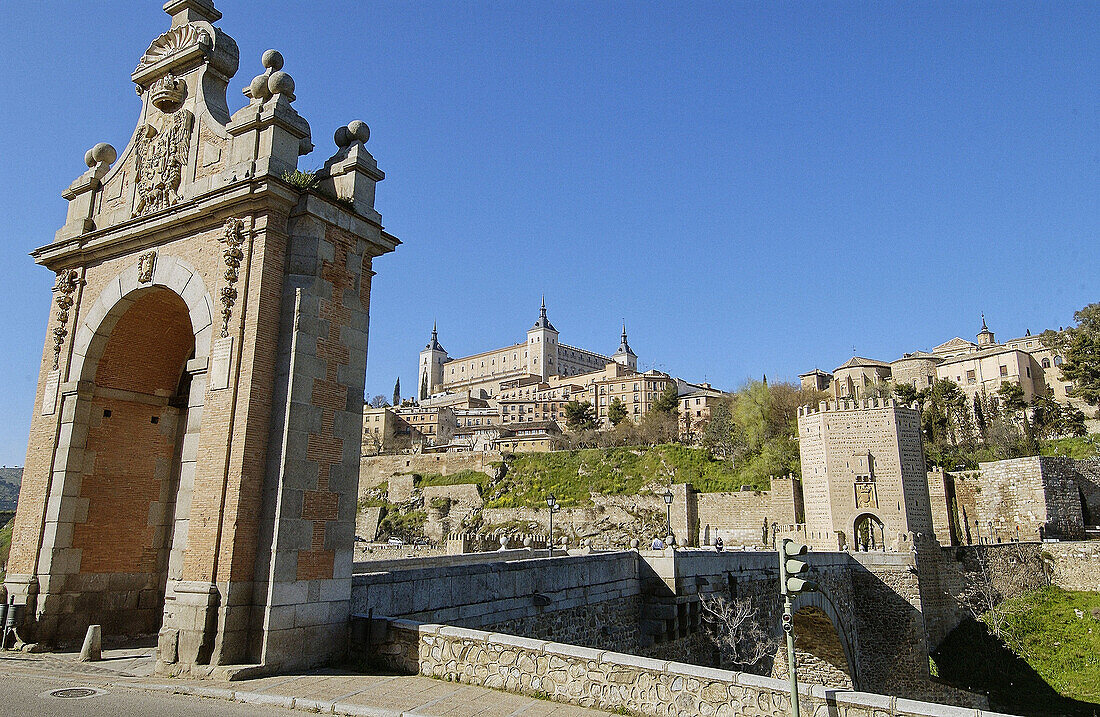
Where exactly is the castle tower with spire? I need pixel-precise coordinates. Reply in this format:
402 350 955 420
611 323 637 371
421 298 641 400
526 297 559 382
976 314 996 347
419 322 449 399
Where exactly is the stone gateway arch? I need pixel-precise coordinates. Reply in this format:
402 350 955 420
4 0 398 675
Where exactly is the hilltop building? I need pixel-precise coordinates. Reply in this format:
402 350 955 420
418 300 633 400
801 317 1091 417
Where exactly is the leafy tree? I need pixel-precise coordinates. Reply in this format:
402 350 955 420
369 394 390 409
607 398 628 426
1042 303 1100 409
392 377 401 407
653 384 680 414
1031 394 1087 440
893 383 920 407
419 372 428 401
564 400 597 432
700 399 746 461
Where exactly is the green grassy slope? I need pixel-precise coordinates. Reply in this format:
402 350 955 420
409 445 761 510
933 587 1100 716
0 517 13 581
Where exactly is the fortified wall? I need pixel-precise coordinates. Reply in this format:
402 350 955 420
928 457 1100 546
359 452 503 488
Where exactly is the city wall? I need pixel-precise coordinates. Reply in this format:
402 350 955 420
360 452 502 487
933 457 1100 546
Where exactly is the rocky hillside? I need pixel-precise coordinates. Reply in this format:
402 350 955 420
359 445 764 547
0 467 21 512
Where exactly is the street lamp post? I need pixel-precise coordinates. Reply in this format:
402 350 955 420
663 489 673 542
546 494 560 555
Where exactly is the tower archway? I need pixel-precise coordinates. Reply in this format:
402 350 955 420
854 513 886 551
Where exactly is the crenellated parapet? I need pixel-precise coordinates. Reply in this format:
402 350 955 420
798 397 923 417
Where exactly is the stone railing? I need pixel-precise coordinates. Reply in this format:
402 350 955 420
363 618 1013 717
353 547 559 574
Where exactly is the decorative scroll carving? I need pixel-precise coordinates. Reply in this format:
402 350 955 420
218 218 246 337
136 24 211 72
51 269 82 369
133 110 193 217
138 251 157 283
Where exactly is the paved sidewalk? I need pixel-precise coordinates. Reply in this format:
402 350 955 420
0 646 614 717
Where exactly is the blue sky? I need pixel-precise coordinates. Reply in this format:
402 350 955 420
0 1 1097 464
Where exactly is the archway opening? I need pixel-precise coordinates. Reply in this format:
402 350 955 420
68 287 196 640
854 513 886 551
772 606 854 689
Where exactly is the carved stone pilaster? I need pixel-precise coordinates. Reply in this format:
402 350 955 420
218 218 246 336
51 269 82 370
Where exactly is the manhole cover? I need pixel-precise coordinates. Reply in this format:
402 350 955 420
47 687 105 699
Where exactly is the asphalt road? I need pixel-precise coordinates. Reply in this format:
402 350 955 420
0 670 298 717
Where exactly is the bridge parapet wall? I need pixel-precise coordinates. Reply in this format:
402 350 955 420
351 551 641 653
364 618 996 716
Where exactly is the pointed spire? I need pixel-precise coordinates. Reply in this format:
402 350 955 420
981 313 988 331
613 321 636 359
531 295 556 331
426 321 445 352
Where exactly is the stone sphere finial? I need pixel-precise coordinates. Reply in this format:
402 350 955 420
268 70 295 98
84 143 117 169
261 49 284 71
248 74 272 101
347 120 370 144
334 126 351 148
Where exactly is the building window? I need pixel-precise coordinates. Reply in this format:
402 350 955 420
1055 356 1063 366
966 370 976 384
999 365 1008 377
1041 358 1050 369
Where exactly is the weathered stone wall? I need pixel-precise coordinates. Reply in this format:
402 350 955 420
423 483 483 541
360 452 501 484
692 477 801 547
366 619 995 717
946 457 1096 545
356 506 382 543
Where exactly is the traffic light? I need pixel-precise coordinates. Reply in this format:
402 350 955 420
779 539 817 596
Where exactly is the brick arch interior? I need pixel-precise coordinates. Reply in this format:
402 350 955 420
61 287 199 641
771 601 855 691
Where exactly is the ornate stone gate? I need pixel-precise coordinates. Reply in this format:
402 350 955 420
4 0 398 675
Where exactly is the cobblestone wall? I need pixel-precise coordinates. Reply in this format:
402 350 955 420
367 619 996 717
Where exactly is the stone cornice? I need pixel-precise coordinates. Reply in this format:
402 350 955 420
32 178 299 270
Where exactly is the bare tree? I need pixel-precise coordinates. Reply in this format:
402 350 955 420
700 595 778 671
953 545 1050 650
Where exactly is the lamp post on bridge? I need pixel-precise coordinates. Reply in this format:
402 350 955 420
663 488 674 543
546 493 560 555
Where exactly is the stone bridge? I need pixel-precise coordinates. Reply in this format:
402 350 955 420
351 547 974 705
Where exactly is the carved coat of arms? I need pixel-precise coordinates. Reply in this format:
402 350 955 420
133 109 193 216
